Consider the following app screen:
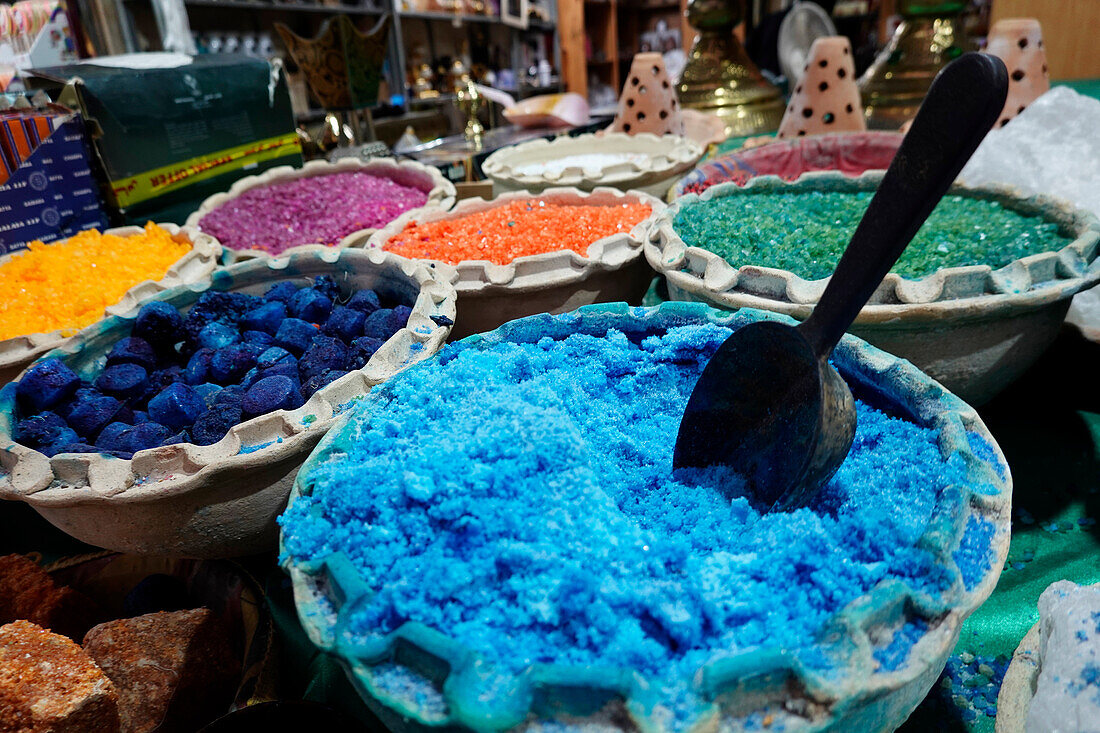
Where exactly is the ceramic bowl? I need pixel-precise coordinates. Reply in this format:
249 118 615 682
365 186 664 339
671 131 904 199
0 248 455 558
282 301 1011 733
184 157 457 265
0 225 221 386
646 172 1100 405
481 132 704 198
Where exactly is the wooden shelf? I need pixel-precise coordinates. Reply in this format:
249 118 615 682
183 0 384 14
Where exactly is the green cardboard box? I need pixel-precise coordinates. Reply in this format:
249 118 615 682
28 54 303 225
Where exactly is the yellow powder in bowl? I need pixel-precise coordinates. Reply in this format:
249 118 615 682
0 224 192 340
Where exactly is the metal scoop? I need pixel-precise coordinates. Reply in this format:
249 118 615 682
673 53 1008 511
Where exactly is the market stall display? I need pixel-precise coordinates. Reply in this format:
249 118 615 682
185 158 456 263
646 172 1100 405
369 187 662 338
0 224 221 385
0 248 456 557
281 302 1011 732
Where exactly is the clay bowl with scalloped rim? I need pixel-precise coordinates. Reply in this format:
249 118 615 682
185 158 457 265
281 301 1011 733
0 224 221 386
363 186 664 339
481 132 704 198
646 172 1100 405
0 248 455 558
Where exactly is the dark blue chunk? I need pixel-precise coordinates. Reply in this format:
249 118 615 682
430 314 454 327
241 330 275 347
95 422 132 453
191 405 242 446
345 336 385 370
197 321 239 350
361 309 395 340
257 346 295 370
181 290 263 346
94 364 149 397
160 430 190 447
274 318 318 355
243 375 304 416
40 427 81 455
301 370 347 400
346 289 381 315
323 306 366 344
16 411 70 448
264 281 299 305
289 288 333 324
106 336 157 371
193 382 223 407
67 395 124 439
312 275 341 301
184 348 215 385
241 301 287 335
16 360 81 413
213 384 245 409
56 387 99 421
133 301 183 351
126 422 174 453
147 383 205 431
299 336 349 381
209 344 261 384
255 361 300 386
391 304 413 328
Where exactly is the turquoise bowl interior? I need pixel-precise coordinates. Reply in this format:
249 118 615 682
280 301 1012 732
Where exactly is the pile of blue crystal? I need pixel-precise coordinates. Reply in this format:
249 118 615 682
12 276 413 459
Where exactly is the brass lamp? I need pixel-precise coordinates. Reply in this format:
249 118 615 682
859 0 969 129
677 0 785 138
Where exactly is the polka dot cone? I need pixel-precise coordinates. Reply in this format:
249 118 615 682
777 36 865 139
985 18 1050 129
610 52 685 137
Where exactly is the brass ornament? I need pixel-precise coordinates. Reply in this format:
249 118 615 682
858 0 969 130
677 0 785 138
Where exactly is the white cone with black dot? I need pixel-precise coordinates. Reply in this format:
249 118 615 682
777 36 865 139
610 52 685 137
985 18 1050 129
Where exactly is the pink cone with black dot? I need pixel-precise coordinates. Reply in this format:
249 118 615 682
984 18 1050 128
777 36 865 139
610 52 684 137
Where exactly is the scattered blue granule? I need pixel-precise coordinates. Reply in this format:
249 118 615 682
132 300 183 352
106 336 158 371
11 284 412 460
370 663 448 719
280 323 972 722
873 618 929 671
953 516 995 591
925 653 1010 721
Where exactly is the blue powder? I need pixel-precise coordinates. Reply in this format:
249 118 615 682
370 663 448 719
873 618 929 672
280 323 972 724
953 517 996 591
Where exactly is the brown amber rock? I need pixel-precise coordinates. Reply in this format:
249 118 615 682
82 608 240 733
0 620 121 733
0 554 97 641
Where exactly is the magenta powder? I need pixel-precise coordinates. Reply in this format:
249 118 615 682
200 171 430 254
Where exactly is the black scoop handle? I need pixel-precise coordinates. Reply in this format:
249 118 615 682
798 53 1008 357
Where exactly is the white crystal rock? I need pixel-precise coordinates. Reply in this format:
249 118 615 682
959 87 1100 337
959 86 1100 218
1026 580 1100 733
